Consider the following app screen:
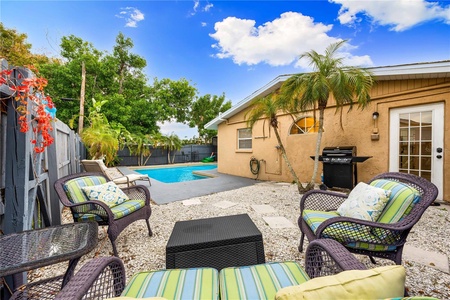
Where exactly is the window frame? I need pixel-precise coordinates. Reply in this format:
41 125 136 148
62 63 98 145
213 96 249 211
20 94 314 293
237 128 252 150
289 116 319 135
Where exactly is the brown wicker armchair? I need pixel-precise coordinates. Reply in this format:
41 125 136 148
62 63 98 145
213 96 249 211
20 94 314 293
53 257 126 300
298 172 438 265
53 239 368 300
54 172 153 257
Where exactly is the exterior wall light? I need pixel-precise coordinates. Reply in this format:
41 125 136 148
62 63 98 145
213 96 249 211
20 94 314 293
372 112 379 120
371 112 380 140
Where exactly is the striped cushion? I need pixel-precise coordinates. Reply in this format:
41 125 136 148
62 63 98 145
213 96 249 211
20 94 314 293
76 199 146 222
303 210 394 251
63 176 107 204
219 261 309 300
370 179 421 224
302 210 340 233
121 268 219 300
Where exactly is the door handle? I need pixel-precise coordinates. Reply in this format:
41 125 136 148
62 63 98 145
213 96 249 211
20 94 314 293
437 155 442 159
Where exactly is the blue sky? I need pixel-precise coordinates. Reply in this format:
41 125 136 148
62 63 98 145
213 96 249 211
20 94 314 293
2 0 450 138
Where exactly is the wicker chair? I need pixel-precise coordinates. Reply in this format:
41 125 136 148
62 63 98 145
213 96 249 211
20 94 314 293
54 172 153 257
53 239 368 300
298 172 438 265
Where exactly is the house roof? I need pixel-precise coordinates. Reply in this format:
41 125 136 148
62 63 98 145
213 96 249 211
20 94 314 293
205 60 450 130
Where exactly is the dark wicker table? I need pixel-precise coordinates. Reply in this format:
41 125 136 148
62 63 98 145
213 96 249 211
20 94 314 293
0 222 98 299
166 214 265 271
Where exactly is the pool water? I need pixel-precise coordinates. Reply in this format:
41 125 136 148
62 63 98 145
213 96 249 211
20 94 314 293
135 164 217 183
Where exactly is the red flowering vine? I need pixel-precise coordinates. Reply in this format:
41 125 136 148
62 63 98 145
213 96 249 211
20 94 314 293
0 66 56 153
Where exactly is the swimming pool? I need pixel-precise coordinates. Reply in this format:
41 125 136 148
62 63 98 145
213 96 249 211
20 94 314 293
135 164 217 183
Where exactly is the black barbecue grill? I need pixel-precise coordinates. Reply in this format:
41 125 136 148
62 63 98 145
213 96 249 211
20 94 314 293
311 146 371 189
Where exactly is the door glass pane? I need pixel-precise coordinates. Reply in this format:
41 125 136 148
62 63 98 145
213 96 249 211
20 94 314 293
397 110 433 178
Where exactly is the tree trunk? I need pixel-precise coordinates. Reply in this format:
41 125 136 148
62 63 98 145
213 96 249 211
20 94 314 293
310 108 325 187
273 125 309 193
78 61 86 135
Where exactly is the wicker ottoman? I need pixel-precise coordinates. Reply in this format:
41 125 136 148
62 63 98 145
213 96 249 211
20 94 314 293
166 214 265 271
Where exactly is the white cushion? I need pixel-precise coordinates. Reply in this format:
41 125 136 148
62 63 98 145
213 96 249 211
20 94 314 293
337 182 390 221
113 174 148 184
81 182 129 207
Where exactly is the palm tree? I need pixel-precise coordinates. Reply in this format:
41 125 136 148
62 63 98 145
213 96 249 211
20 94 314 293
246 94 311 193
162 133 182 164
281 40 375 189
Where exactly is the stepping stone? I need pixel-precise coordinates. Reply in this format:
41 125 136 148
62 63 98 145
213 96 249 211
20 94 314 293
403 245 449 273
182 199 202 206
252 205 276 214
213 201 238 209
263 216 296 229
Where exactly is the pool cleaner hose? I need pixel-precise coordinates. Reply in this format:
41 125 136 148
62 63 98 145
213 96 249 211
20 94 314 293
250 157 260 175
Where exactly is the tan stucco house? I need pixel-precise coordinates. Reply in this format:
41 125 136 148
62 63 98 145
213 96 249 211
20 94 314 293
205 61 450 202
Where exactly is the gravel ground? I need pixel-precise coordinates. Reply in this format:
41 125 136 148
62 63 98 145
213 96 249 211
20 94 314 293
31 182 450 299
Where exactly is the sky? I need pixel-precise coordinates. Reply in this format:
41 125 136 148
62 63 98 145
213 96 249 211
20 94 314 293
1 0 450 139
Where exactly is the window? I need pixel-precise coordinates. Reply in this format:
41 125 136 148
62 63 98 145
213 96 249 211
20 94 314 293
237 128 252 149
290 117 319 135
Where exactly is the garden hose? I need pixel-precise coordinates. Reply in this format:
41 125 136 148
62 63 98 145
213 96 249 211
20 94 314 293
250 157 260 175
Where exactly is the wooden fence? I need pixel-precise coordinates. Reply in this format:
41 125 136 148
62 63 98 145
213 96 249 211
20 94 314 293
0 60 86 234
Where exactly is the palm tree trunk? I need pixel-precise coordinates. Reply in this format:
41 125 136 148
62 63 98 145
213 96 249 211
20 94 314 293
310 108 325 186
273 127 308 193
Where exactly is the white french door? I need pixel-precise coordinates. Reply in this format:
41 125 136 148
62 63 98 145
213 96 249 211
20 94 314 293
389 103 444 200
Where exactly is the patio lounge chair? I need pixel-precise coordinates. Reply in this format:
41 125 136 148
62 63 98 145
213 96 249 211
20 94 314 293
54 172 153 257
53 239 431 299
81 159 151 187
298 172 438 265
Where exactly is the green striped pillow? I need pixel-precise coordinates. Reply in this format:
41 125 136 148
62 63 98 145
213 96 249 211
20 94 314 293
63 176 107 204
370 179 421 224
220 261 309 300
121 268 219 300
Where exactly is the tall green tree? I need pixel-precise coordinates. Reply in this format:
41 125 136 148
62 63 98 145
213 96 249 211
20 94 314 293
189 93 232 143
150 78 197 123
281 40 374 189
113 32 147 94
246 94 310 193
0 23 57 66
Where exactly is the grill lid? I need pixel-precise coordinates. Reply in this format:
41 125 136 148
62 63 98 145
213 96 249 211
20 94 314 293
322 146 356 157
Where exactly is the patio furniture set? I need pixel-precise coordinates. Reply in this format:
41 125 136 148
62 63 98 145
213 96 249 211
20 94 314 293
0 171 439 299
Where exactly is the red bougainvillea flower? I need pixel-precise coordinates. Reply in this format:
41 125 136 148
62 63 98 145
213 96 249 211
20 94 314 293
0 67 56 154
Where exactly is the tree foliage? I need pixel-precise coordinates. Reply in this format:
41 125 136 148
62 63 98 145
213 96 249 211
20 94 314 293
189 93 231 143
281 40 374 189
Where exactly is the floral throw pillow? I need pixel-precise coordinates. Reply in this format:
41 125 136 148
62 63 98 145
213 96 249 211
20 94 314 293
337 182 391 222
81 182 129 208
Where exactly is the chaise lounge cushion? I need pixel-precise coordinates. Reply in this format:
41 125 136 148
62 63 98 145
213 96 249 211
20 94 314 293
120 268 219 300
275 265 405 300
220 261 309 300
337 182 390 222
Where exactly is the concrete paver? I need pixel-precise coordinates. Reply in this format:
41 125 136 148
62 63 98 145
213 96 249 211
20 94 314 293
403 245 449 273
263 216 296 229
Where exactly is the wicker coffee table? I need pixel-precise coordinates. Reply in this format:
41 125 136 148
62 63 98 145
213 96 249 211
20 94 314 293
166 214 265 271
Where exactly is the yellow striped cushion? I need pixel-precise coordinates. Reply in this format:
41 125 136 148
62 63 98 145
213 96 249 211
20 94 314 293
370 179 421 223
220 261 309 300
121 268 218 300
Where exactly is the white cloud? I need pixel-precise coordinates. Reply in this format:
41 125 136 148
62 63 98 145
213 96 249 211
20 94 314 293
116 7 145 28
204 3 214 12
331 0 450 31
201 22 208 27
191 0 213 15
210 12 373 68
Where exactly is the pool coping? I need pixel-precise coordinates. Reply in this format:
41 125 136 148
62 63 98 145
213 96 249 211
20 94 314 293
118 164 260 205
